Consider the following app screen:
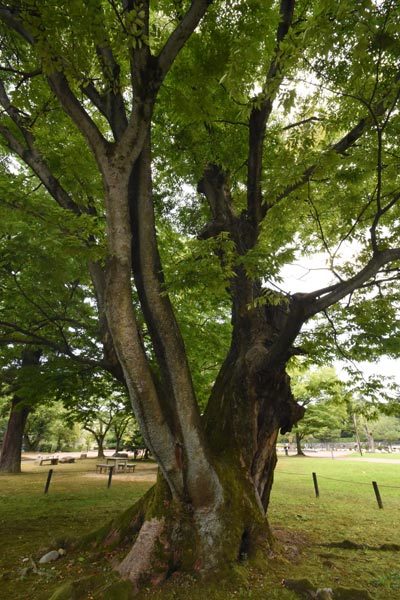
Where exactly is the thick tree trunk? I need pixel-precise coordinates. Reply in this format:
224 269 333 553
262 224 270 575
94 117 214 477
0 349 41 474
0 396 31 473
91 459 270 593
86 349 304 592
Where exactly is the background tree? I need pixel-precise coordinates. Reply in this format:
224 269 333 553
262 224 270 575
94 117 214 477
109 411 135 454
23 401 82 452
65 381 129 458
0 347 41 472
291 366 346 455
0 0 399 590
367 414 400 448
0 177 107 471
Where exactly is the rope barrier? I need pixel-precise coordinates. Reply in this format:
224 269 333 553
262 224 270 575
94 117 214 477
277 469 400 489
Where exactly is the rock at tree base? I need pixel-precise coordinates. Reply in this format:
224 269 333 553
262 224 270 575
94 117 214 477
39 550 60 564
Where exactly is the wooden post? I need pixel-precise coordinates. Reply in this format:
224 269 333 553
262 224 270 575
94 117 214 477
372 481 383 509
44 469 53 494
312 472 319 498
107 465 114 488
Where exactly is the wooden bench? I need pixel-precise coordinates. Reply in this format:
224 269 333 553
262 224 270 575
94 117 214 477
125 463 136 473
39 458 59 466
96 463 112 474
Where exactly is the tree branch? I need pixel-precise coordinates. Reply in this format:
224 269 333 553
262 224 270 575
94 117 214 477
247 0 295 228
0 5 34 44
264 76 400 217
157 0 213 83
303 249 400 316
47 72 109 167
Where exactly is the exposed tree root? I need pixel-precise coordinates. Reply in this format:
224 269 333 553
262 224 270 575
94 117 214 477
51 463 276 598
116 517 168 588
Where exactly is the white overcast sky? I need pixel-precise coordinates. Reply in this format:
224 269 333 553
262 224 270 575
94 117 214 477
279 253 400 386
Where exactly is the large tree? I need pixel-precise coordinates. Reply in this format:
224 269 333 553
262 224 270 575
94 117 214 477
0 0 400 591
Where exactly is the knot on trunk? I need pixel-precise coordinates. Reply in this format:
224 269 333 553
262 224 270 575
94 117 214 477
245 342 270 374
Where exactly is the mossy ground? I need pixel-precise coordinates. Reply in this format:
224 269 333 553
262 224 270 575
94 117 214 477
0 455 399 599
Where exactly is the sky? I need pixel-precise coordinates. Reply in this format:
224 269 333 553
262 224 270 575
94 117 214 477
279 253 400 387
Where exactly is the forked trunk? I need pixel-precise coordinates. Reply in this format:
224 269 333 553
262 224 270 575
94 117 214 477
91 353 304 591
0 396 31 473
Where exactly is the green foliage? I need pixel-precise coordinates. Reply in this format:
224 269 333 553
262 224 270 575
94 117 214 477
24 401 82 452
366 415 400 443
291 366 347 441
0 0 399 420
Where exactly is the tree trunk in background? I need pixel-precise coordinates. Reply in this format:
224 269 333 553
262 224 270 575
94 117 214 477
364 425 375 453
0 396 31 473
96 438 105 459
295 432 306 456
0 349 41 474
23 433 41 452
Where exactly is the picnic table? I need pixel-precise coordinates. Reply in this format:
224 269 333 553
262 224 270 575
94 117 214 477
96 459 136 473
106 457 128 471
39 457 59 466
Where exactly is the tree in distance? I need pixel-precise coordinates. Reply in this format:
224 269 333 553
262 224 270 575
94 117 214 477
0 0 400 592
291 366 347 455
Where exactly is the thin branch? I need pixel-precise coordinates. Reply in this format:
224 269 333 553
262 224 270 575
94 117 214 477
281 116 323 131
157 0 213 83
333 191 376 260
0 65 41 78
323 309 365 377
0 80 82 214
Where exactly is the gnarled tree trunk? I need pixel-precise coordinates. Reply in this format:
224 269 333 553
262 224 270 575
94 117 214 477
88 293 304 590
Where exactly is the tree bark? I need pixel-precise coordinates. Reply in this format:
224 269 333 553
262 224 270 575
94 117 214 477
364 425 375 453
87 294 304 590
295 432 306 456
97 440 105 459
94 435 105 459
0 396 31 473
352 413 363 456
86 352 303 592
0 349 41 473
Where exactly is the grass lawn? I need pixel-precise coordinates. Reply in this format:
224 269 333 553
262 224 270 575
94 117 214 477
347 452 400 460
0 456 399 599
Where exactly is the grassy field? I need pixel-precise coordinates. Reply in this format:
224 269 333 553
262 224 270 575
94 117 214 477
0 456 399 599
